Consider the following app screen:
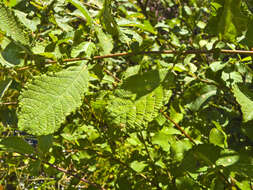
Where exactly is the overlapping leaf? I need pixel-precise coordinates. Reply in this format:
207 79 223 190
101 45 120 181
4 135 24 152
107 86 166 128
18 64 89 135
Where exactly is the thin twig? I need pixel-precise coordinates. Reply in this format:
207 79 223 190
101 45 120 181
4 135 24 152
103 69 122 83
11 153 105 190
0 102 17 105
160 110 196 145
64 148 149 181
16 49 253 71
45 49 253 64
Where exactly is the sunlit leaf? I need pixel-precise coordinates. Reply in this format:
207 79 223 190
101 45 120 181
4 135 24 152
233 84 253 122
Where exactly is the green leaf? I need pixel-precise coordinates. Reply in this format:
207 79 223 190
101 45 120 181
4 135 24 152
107 86 165 128
95 26 113 55
1 42 25 66
67 0 93 26
233 84 253 122
180 144 222 173
14 10 40 32
0 136 34 154
183 83 217 111
0 3 30 46
171 140 192 162
117 18 157 35
207 0 248 41
18 64 89 135
28 160 41 176
152 131 171 152
130 161 147 173
242 122 253 141
38 135 53 154
121 70 162 98
0 78 12 101
216 149 239 167
71 41 96 58
209 128 226 148
99 0 119 37
176 176 202 190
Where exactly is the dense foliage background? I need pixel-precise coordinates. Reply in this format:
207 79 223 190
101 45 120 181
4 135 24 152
0 0 253 189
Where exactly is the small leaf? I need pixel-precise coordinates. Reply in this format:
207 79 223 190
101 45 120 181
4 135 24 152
95 26 113 55
130 161 147 173
67 0 93 26
117 18 157 34
38 135 53 154
0 78 12 101
0 136 34 154
14 10 40 32
209 128 225 148
71 41 96 58
233 84 253 122
29 160 41 176
183 83 217 111
216 149 239 167
99 0 119 37
107 86 165 128
121 70 161 98
152 131 171 152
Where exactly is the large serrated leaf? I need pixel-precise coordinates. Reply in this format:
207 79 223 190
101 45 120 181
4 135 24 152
18 64 89 135
107 86 166 128
0 3 30 46
233 84 253 122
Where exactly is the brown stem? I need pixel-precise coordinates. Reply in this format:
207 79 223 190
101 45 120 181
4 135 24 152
45 49 253 63
160 110 196 145
103 69 122 83
0 102 17 105
16 49 253 71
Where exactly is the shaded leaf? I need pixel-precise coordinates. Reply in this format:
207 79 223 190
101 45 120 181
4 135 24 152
183 83 217 111
207 0 247 41
0 136 34 154
38 135 53 154
107 86 166 128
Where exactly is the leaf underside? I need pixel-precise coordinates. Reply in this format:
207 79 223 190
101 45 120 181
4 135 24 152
18 64 89 135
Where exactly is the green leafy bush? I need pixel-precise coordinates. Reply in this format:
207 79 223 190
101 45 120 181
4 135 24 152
0 0 252 189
